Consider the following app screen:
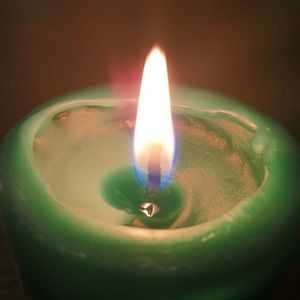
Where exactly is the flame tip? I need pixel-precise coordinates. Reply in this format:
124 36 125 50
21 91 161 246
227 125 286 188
148 45 165 57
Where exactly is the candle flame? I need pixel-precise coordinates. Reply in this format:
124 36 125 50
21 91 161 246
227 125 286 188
133 46 175 188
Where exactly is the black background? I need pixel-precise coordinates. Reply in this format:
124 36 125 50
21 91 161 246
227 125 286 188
0 1 299 299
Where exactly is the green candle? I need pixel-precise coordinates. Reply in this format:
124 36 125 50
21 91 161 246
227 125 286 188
0 49 299 300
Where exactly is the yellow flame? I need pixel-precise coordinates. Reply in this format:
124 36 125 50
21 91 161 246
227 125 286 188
134 46 175 175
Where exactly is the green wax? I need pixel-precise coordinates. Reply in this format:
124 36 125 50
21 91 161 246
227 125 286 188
0 86 299 300
102 168 185 229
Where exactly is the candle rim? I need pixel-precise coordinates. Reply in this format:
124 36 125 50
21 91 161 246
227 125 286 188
0 86 299 247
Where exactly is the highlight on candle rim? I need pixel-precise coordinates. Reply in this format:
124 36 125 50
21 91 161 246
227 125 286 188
133 46 176 190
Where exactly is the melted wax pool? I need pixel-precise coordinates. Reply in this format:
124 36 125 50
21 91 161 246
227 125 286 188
34 103 261 229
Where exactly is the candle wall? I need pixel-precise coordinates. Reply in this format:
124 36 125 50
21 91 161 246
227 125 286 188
0 87 299 300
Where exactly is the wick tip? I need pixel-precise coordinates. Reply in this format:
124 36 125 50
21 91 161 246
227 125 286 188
147 145 161 192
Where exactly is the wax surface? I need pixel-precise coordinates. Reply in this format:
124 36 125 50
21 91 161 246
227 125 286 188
34 103 259 228
0 86 299 300
103 168 185 228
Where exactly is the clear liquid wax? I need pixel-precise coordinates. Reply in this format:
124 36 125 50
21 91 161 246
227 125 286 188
34 104 260 228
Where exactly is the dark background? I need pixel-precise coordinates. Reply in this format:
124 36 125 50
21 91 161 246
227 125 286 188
0 1 299 299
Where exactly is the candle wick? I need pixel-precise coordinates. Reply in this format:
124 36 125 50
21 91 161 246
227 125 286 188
139 202 159 218
147 144 161 192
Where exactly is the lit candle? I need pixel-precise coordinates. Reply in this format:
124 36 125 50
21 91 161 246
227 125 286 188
0 47 299 300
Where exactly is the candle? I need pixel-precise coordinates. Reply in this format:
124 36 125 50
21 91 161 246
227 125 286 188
0 47 299 300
